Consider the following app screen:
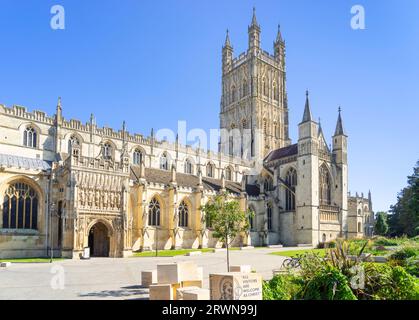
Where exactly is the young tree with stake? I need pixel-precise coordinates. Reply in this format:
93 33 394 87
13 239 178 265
201 192 254 271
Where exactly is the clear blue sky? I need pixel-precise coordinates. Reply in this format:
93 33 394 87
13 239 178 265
0 0 418 212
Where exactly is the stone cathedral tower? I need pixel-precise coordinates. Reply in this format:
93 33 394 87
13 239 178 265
219 9 291 161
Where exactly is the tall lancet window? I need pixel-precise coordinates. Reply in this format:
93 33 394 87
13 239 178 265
133 148 143 165
242 80 248 97
319 165 331 205
178 201 189 228
160 153 168 170
148 198 161 226
285 168 297 211
273 82 279 101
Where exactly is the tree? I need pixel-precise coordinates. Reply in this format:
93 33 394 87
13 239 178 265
374 211 389 236
389 161 419 237
201 193 253 271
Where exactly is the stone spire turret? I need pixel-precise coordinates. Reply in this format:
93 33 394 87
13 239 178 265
222 29 233 75
301 90 313 123
334 107 346 136
248 7 261 52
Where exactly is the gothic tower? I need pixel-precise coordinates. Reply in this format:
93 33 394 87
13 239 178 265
295 92 320 245
333 108 349 238
219 8 291 161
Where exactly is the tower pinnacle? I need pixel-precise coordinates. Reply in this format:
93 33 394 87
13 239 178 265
334 107 345 136
224 29 232 48
275 24 283 43
302 90 313 122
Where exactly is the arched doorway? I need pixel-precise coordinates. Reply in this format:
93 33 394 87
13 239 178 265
88 222 110 257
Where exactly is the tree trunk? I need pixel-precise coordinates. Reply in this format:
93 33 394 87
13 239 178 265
226 236 230 272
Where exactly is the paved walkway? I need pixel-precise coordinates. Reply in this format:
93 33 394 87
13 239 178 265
0 247 305 300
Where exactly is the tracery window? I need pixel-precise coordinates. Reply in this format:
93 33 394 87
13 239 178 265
273 82 279 101
267 203 273 231
178 201 189 227
148 198 161 226
23 126 37 148
242 80 248 97
264 177 273 192
2 182 38 230
319 165 331 205
285 168 297 211
231 85 236 103
262 78 268 97
133 148 143 165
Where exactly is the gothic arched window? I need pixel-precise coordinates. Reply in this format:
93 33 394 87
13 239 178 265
178 201 189 227
68 135 80 156
242 80 248 97
267 203 273 231
206 163 215 178
264 177 273 192
23 126 37 148
160 153 169 170
148 197 161 226
274 122 279 139
319 165 331 205
102 142 113 160
184 159 193 174
273 82 279 101
133 148 143 165
231 85 236 103
3 182 39 230
262 78 268 97
285 168 297 211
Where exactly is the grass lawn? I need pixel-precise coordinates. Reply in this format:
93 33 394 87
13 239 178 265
270 248 327 258
132 247 241 257
0 258 65 263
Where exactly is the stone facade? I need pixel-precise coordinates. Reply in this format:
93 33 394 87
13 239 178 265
348 191 375 238
0 10 373 259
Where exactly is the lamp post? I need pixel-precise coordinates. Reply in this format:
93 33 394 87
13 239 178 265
49 201 56 263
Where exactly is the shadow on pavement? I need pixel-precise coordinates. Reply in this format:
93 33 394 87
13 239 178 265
78 285 149 299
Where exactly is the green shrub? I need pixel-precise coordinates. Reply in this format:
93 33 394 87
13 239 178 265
373 236 401 247
262 273 302 300
404 257 419 277
317 240 336 249
362 263 419 300
298 265 357 300
390 246 419 261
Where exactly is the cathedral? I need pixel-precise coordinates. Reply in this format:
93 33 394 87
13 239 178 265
0 10 374 259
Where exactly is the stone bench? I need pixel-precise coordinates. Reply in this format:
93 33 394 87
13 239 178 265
177 286 210 300
141 270 157 288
